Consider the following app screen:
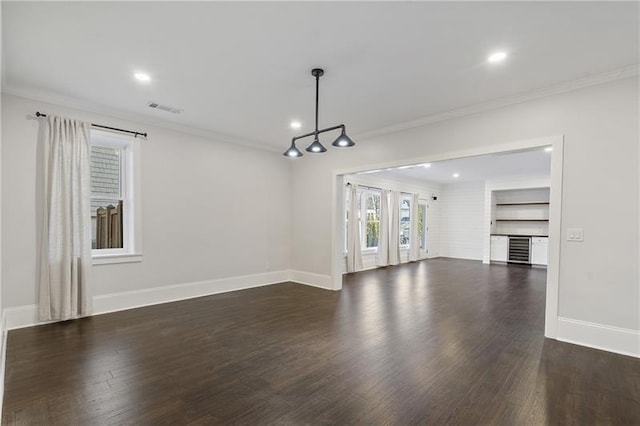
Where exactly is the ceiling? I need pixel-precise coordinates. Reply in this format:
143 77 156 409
2 2 638 150
363 147 551 184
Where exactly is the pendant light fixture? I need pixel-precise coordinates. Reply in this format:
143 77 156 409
283 68 355 158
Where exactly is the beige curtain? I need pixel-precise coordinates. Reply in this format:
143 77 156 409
39 115 93 321
346 184 362 272
376 189 390 267
409 193 420 261
388 191 401 265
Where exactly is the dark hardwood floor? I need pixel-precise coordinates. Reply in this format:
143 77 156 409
3 258 639 425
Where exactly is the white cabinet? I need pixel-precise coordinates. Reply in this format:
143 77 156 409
490 236 508 262
531 237 548 266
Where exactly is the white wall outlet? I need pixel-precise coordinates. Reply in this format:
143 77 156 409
567 228 584 242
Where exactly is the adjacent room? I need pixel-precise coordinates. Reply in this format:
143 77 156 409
340 147 553 272
1 1 639 424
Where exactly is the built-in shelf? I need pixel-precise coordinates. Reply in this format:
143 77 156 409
495 201 550 206
491 189 551 265
495 219 549 222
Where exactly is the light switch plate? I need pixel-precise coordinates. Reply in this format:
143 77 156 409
567 228 584 242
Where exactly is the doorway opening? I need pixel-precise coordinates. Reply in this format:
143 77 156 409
331 136 563 338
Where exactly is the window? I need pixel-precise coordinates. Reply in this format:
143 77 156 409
362 191 381 248
400 195 411 246
344 186 381 252
90 144 124 250
90 130 141 264
418 201 427 250
344 187 350 253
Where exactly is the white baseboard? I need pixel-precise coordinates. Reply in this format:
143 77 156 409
0 310 7 420
440 255 484 262
4 305 41 330
557 317 640 358
289 270 334 290
6 270 291 330
93 270 291 316
4 270 337 330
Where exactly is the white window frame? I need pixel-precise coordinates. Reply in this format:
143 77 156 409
399 195 411 248
90 129 142 265
361 189 381 253
344 185 353 255
418 199 428 253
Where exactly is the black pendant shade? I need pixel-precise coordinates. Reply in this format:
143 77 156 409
306 136 327 153
283 68 355 157
284 141 303 158
331 129 356 148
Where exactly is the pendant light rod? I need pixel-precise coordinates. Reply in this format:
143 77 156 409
292 124 345 142
313 68 322 135
283 67 355 157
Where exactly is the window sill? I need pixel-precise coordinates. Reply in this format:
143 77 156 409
92 253 143 265
362 247 377 254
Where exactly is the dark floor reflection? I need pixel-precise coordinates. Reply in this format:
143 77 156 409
3 259 639 424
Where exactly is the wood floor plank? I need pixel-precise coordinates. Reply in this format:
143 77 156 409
3 259 639 425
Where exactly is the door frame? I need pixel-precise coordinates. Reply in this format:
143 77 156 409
330 135 564 339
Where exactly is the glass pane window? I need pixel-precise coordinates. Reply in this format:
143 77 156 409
400 196 411 246
91 146 121 197
90 145 124 250
364 192 381 248
346 187 382 252
344 187 350 252
419 202 427 250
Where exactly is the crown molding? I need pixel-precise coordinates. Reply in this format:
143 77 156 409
0 85 283 154
354 64 639 141
3 64 637 152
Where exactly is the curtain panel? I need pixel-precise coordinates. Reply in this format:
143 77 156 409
409 193 420 261
388 191 401 265
39 115 93 321
346 184 363 272
375 189 390 267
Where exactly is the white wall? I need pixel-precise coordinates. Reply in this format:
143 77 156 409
439 181 485 260
1 77 638 357
0 2 4 405
291 76 639 333
1 94 291 309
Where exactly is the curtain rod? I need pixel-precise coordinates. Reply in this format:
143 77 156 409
35 112 147 138
347 182 412 195
347 182 381 191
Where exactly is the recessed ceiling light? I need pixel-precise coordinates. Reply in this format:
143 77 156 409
134 72 151 83
453 173 460 178
544 147 553 152
422 163 431 168
487 51 507 63
290 121 302 130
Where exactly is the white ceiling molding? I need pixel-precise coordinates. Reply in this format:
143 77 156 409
354 64 639 142
0 85 281 154
3 64 637 154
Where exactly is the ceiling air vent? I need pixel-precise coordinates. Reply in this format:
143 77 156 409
147 101 182 114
